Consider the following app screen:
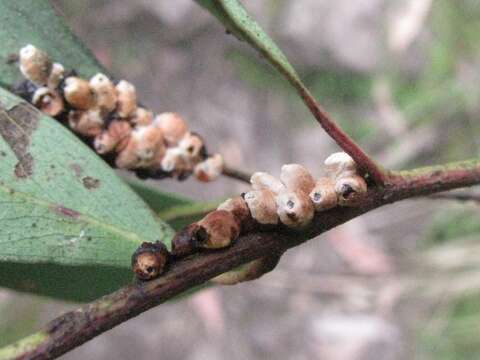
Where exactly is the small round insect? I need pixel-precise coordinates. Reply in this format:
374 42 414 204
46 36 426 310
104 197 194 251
243 189 278 225
47 63 65 89
324 152 357 179
178 132 204 157
217 196 250 226
309 177 338 211
154 112 189 146
132 241 170 280
196 210 241 249
335 175 368 206
19 44 52 86
68 109 104 137
116 80 137 118
280 164 316 194
275 190 314 228
63 77 95 110
93 121 132 154
131 107 154 126
250 172 285 194
131 125 166 166
31 87 64 117
89 73 117 113
194 154 224 182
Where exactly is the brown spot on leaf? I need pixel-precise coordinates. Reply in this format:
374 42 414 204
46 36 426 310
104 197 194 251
82 176 100 189
6 53 19 64
0 102 38 179
53 205 80 219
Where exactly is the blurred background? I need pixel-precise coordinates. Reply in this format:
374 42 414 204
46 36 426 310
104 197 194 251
2 0 480 359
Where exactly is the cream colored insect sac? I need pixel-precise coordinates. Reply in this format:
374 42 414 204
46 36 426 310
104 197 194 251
115 80 137 118
63 77 95 110
244 189 278 225
94 121 132 154
217 196 250 225
196 210 240 249
90 73 117 113
178 132 204 161
31 87 64 117
194 154 224 182
276 191 314 228
68 109 104 137
324 152 357 179
154 112 188 146
19 45 53 86
131 107 154 126
160 147 187 173
115 125 165 169
309 177 338 211
280 164 316 194
335 175 367 206
47 63 65 89
132 125 166 167
250 172 285 194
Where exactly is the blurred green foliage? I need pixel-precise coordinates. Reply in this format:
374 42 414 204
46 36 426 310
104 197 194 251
419 292 480 360
426 207 480 246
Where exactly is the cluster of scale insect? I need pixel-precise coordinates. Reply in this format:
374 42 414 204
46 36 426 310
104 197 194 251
132 152 368 281
15 45 224 182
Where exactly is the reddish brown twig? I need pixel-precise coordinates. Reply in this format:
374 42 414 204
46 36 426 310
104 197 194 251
221 165 251 184
3 158 480 360
296 86 389 185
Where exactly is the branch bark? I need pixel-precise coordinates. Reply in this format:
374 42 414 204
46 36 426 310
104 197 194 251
428 191 480 203
2 158 480 360
221 165 251 184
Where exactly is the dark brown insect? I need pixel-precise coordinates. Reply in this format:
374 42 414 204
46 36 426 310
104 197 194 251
131 241 170 280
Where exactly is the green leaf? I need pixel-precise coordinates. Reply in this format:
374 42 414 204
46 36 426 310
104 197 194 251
0 88 175 302
125 178 219 230
194 0 303 89
125 177 196 213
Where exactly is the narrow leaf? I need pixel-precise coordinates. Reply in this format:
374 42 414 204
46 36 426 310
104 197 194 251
194 0 302 88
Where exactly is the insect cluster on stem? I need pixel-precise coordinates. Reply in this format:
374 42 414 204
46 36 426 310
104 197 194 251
132 152 368 281
15 44 224 182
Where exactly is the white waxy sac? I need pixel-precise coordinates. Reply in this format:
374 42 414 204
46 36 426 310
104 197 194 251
334 175 367 206
68 109 104 137
178 132 204 160
31 87 64 117
19 44 52 86
131 107 154 126
47 63 65 89
90 73 117 113
161 147 186 173
194 154 224 182
115 80 137 118
154 112 189 146
250 172 286 194
275 191 314 228
130 125 165 167
63 77 95 110
280 164 316 194
244 189 279 225
324 152 357 179
309 177 338 211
